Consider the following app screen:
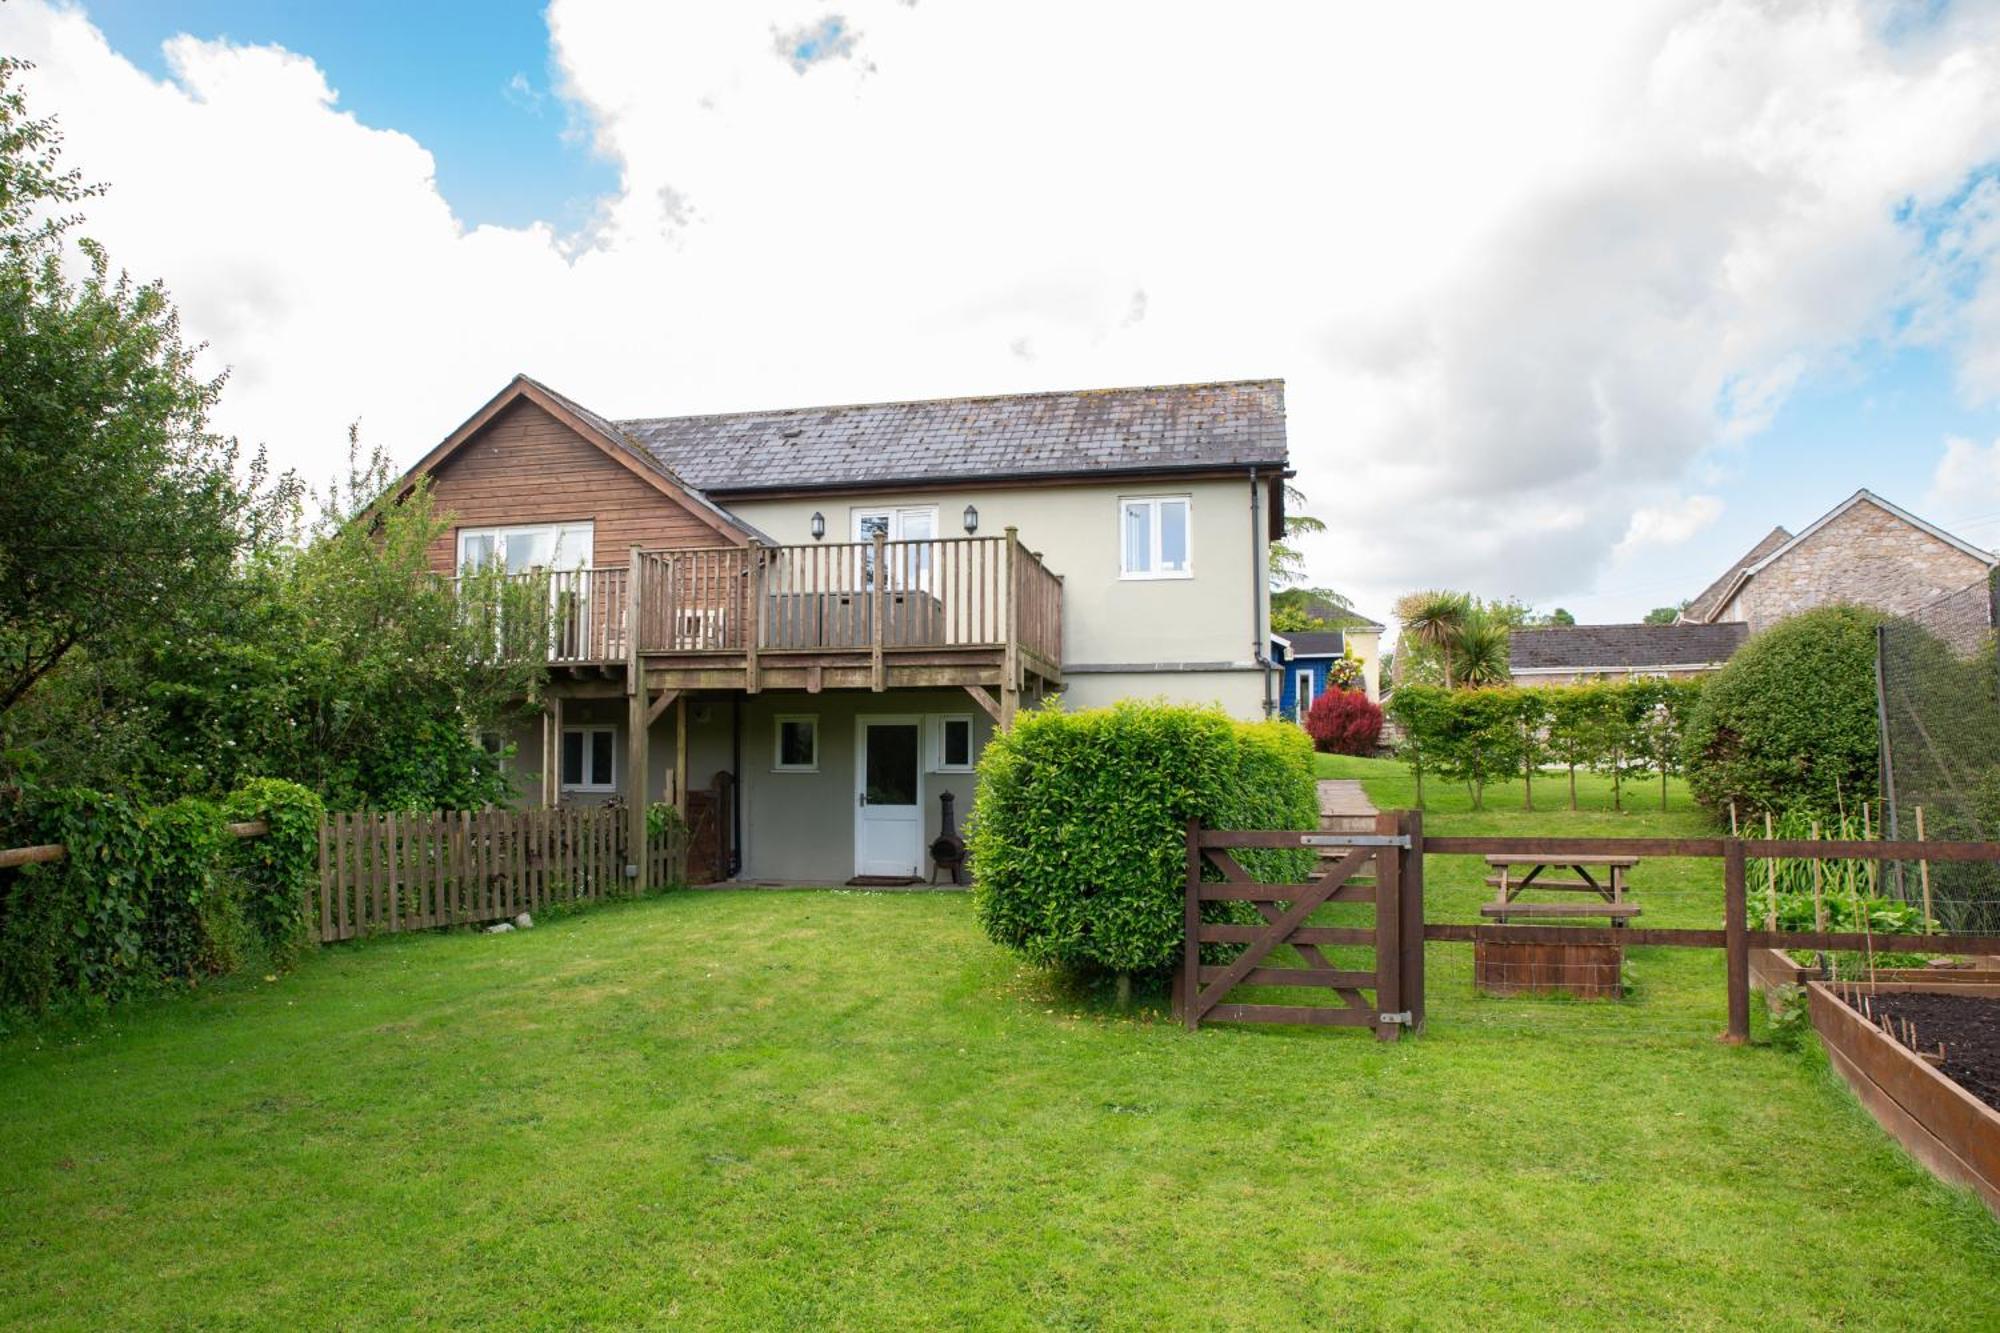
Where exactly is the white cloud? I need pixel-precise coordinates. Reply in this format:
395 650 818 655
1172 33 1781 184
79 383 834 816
1928 434 2000 517
5 0 2000 619
1614 494 1725 559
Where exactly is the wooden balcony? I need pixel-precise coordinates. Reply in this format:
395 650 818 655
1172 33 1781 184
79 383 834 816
457 531 1063 707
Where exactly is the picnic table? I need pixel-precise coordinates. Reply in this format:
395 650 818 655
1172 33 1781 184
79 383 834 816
1480 853 1643 926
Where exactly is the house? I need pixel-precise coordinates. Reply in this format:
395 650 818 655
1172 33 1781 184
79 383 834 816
395 374 1290 884
1679 490 1996 638
1508 622 1748 686
1272 616 1386 720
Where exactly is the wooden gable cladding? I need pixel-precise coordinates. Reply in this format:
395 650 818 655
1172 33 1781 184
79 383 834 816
421 399 741 575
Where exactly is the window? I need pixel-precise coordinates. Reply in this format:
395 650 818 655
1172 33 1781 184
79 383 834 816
1295 668 1316 721
457 522 594 574
775 715 819 772
852 507 938 589
560 726 616 790
933 715 975 772
1119 496 1191 579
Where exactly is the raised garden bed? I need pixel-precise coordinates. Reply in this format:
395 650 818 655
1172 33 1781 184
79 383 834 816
1474 933 1621 999
1807 981 2000 1217
1753 948 2000 1007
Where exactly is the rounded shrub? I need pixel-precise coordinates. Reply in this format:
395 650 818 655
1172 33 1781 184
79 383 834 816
1682 604 1886 817
968 699 1317 978
1304 689 1383 755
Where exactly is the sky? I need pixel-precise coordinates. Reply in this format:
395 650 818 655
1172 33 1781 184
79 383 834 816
9 0 2000 631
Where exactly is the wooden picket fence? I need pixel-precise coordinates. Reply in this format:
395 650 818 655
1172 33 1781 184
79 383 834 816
317 807 687 942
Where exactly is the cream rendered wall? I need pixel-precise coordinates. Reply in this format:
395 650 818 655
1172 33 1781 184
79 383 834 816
724 475 1277 719
1345 630 1383 701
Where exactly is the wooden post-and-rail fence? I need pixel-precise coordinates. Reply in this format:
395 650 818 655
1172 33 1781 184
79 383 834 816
1183 822 2000 1043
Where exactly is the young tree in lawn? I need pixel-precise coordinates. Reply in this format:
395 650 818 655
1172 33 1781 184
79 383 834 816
1590 684 1646 813
1513 687 1551 812
1386 684 1450 809
1438 688 1522 811
1638 678 1702 811
1543 684 1606 811
0 59 293 732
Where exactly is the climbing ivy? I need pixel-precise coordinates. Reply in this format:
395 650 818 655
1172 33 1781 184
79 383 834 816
0 778 324 1012
223 779 323 967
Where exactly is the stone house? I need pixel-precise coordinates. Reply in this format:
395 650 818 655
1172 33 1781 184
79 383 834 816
1678 490 1996 638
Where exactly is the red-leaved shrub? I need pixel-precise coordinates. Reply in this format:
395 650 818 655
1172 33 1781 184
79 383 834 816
1303 689 1383 756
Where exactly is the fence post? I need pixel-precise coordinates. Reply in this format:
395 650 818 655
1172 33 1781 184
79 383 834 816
1723 837 1749 1045
1400 809 1425 1034
1374 812 1403 1043
1182 817 1202 1031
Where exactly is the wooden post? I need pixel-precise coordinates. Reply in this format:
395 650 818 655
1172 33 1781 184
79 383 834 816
746 547 765 694
1400 809 1425 1034
545 692 565 808
1917 805 1933 930
1182 817 1202 1030
1763 811 1778 930
870 529 887 692
1810 820 1825 932
1723 837 1749 1045
1374 812 1403 1043
626 547 647 894
674 693 690 819
1001 526 1021 729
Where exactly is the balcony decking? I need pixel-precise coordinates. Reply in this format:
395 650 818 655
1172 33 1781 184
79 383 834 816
459 531 1063 714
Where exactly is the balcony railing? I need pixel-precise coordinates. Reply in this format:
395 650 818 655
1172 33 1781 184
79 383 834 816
454 534 1063 672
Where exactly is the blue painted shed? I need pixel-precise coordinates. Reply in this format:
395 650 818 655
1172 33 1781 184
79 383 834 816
1272 630 1348 722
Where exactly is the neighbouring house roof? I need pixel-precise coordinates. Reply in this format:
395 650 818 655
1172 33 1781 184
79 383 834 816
1681 490 1999 625
1509 622 1749 674
1283 630 1349 658
616 379 1289 495
1681 526 1791 623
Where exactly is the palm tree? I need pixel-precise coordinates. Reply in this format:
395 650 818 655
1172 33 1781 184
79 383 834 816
1450 609 1512 688
1394 589 1470 688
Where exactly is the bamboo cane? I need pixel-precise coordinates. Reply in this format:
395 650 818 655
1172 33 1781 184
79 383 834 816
1916 805 1933 932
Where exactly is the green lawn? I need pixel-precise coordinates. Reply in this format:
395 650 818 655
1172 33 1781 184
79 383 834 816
3 763 1997 1328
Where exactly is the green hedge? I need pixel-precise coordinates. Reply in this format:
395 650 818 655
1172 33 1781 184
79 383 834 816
968 700 1318 977
1387 678 1700 811
1 778 322 1013
1682 605 1884 817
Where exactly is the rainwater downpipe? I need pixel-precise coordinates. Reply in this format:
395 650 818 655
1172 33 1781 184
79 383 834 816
729 695 743 878
1250 467 1276 717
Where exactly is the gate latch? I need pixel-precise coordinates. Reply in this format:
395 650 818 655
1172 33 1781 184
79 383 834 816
1379 1011 1413 1026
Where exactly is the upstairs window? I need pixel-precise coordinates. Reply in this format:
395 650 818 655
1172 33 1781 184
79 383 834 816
458 522 594 574
1120 496 1191 579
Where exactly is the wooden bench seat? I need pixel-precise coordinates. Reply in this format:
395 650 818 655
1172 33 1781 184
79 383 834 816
1483 854 1640 868
1480 901 1643 919
1482 876 1615 892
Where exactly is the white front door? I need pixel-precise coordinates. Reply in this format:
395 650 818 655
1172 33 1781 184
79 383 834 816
855 717 923 878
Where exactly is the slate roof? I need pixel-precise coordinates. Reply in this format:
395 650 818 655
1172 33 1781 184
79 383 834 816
1682 526 1790 623
615 379 1288 494
1509 622 1749 673
1283 631 1347 657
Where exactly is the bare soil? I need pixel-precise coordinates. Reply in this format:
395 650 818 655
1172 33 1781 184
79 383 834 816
1844 990 2000 1112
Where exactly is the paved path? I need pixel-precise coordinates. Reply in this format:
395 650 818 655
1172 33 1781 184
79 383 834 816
1317 778 1380 834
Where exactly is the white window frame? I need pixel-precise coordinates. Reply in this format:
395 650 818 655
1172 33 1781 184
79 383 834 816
456 521 595 573
1118 494 1193 580
931 714 976 773
560 725 617 792
1295 668 1316 719
774 714 820 773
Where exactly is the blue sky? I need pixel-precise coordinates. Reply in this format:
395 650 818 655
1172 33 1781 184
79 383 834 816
13 1 2000 625
84 0 611 230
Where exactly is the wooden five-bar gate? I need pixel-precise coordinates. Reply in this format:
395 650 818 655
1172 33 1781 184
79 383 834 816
1180 812 1425 1040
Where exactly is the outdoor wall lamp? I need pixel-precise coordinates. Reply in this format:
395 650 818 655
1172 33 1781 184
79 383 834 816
810 511 826 540
962 504 979 535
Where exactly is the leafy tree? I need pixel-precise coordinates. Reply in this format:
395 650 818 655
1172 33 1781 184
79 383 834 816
1268 483 1327 585
1544 607 1577 626
1386 684 1450 808
1544 684 1612 811
1513 689 1551 811
0 58 293 727
1435 688 1521 811
1451 607 1513 687
1682 605 1886 817
1271 585 1359 634
1643 606 1682 625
